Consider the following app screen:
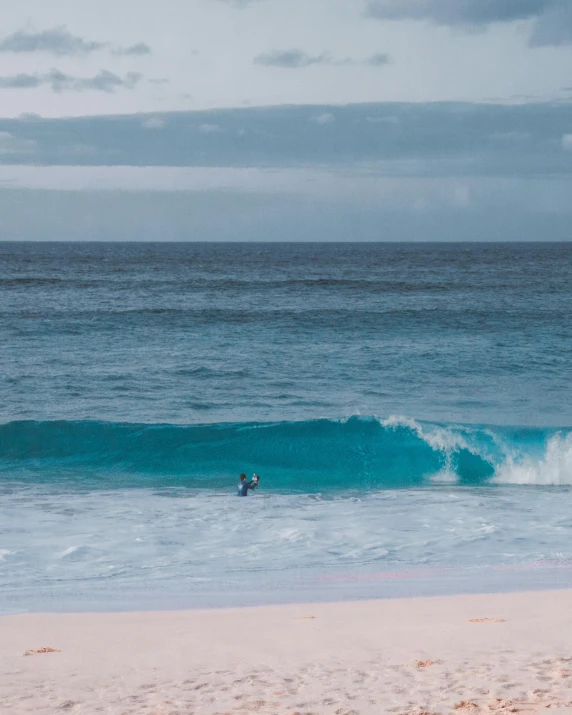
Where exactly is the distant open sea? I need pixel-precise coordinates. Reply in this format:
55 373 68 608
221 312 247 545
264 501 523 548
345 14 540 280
1 242 572 613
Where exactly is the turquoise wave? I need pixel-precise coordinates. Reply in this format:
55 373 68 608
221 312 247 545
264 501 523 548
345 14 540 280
1 416 571 490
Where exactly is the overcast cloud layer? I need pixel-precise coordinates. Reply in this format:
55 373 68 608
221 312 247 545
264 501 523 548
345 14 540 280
1 103 571 176
365 0 572 46
0 0 571 241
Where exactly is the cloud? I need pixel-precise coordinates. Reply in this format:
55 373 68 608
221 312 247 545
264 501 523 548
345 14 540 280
0 26 105 55
364 0 572 46
114 42 152 56
18 112 43 122
254 49 331 68
365 115 399 124
254 49 392 68
0 26 152 56
0 69 142 93
142 117 166 130
312 112 335 125
364 0 543 26
199 123 222 133
529 4 572 46
0 131 37 155
53 70 142 92
366 53 391 66
0 74 43 89
2 102 572 178
563 134 572 150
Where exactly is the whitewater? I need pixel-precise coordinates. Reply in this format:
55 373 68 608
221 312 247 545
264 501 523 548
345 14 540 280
1 242 572 612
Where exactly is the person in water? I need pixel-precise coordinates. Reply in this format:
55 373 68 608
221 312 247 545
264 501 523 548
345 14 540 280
237 473 259 497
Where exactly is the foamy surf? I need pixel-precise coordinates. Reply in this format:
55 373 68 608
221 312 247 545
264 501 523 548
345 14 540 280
493 432 572 485
1 484 572 613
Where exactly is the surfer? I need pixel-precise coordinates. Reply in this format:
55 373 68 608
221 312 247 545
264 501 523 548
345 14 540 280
237 473 259 497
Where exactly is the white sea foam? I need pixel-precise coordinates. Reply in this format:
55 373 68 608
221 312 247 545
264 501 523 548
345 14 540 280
429 469 459 484
382 415 572 487
58 546 81 559
381 414 474 454
1 484 572 612
494 433 572 485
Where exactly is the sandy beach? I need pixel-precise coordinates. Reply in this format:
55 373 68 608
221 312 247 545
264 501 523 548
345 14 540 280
2 590 572 714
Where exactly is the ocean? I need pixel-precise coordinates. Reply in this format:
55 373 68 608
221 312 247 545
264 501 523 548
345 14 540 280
1 241 572 613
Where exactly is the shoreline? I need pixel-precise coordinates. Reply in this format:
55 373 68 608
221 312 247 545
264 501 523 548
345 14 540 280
3 589 572 714
3 559 572 616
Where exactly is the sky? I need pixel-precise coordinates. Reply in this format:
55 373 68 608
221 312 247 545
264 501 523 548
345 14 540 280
0 0 571 241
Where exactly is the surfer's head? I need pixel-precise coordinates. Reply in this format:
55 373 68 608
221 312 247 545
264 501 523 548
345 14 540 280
239 474 247 482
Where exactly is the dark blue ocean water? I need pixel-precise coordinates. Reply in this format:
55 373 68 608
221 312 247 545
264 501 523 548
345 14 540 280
1 242 572 612
2 242 572 427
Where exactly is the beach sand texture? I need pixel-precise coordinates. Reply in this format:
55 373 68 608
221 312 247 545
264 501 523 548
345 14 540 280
2 590 572 714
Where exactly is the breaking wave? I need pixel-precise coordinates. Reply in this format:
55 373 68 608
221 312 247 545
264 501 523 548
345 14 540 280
1 416 571 490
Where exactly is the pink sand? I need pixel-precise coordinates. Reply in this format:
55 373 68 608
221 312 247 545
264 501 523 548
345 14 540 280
2 589 572 714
